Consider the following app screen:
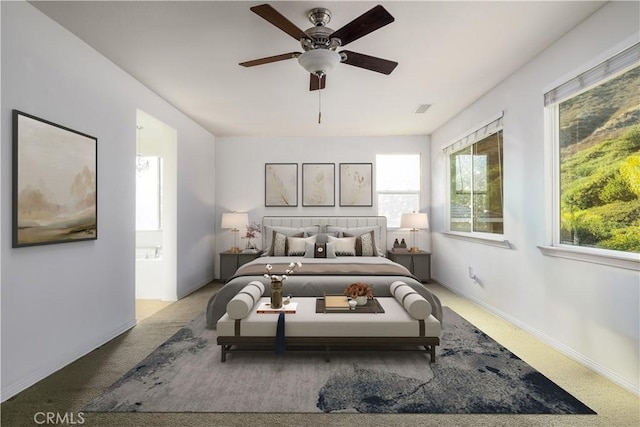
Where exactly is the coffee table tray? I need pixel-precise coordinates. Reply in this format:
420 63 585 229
316 297 385 314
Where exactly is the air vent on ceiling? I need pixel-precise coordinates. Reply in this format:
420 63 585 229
415 104 432 114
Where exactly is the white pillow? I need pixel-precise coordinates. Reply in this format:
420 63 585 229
327 235 356 256
390 281 432 320
226 281 265 319
287 235 316 256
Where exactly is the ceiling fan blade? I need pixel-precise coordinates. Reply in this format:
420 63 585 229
341 50 398 75
239 52 301 67
309 74 327 91
329 5 394 47
250 4 308 41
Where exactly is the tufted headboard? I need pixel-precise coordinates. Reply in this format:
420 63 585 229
262 216 387 252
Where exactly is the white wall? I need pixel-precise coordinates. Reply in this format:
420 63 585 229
215 135 430 276
1 2 215 400
430 1 639 394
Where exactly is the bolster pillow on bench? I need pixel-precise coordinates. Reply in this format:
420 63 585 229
390 281 432 320
226 281 265 319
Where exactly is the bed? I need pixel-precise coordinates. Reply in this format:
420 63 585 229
206 216 442 329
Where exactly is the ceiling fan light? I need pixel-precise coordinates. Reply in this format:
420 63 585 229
298 49 341 75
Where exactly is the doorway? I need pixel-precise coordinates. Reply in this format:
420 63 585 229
135 110 177 320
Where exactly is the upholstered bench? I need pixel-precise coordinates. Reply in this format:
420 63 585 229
216 281 441 363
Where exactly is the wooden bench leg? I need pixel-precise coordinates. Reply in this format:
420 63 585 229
220 345 227 362
427 345 436 363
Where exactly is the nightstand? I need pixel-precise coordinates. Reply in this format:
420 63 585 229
220 250 260 282
387 250 431 283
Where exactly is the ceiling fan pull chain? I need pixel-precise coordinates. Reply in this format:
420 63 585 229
318 75 322 124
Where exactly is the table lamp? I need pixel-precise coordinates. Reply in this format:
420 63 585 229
221 212 248 253
400 212 429 253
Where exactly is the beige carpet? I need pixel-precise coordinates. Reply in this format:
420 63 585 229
2 281 638 427
135 299 173 321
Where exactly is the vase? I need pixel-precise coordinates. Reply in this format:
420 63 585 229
355 296 368 306
270 280 283 309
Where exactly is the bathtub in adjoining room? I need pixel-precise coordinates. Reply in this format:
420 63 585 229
136 229 167 300
135 253 166 300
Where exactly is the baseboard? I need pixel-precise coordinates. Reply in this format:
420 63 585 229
1 318 137 402
177 276 215 300
435 278 640 396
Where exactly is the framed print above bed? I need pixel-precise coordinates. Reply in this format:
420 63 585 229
339 163 372 206
265 163 298 207
12 110 97 247
302 163 335 207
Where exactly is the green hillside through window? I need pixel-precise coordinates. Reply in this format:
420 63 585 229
559 66 640 253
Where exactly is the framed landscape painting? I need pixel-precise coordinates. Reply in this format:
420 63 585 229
12 110 97 247
265 163 298 207
339 163 373 206
302 163 335 207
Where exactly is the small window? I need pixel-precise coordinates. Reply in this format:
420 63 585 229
545 43 639 254
136 156 163 230
449 131 504 235
376 154 421 228
444 115 504 237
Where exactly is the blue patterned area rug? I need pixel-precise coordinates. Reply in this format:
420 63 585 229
84 307 595 414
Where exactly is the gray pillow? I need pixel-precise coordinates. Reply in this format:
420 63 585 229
304 242 337 258
390 281 432 319
305 231 338 244
226 281 265 319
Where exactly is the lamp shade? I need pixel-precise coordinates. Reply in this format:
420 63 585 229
298 49 341 74
400 212 429 230
221 212 248 230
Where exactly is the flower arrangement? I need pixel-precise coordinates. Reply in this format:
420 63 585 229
344 282 374 299
264 262 302 283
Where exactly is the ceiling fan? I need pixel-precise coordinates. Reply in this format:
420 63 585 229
240 4 398 91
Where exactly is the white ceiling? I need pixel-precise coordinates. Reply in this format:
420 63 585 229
31 1 605 137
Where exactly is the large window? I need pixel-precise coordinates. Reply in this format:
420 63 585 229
545 44 639 255
445 116 504 236
376 154 421 228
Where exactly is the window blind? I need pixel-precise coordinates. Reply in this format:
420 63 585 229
442 113 503 155
544 42 639 106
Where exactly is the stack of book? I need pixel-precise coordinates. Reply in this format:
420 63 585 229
256 302 298 313
324 295 350 310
